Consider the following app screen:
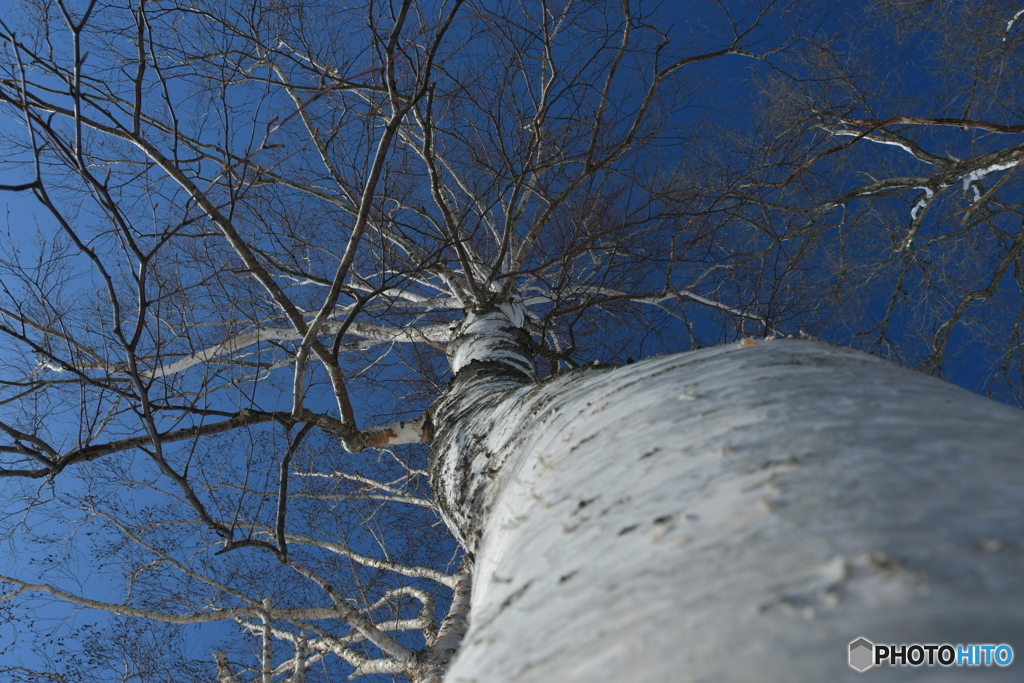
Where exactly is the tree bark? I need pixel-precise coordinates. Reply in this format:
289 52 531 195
430 333 1024 681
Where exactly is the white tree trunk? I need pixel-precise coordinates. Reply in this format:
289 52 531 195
431 332 1024 682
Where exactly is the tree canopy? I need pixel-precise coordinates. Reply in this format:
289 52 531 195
0 0 1022 680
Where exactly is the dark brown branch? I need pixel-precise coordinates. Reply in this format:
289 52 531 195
839 115 1024 135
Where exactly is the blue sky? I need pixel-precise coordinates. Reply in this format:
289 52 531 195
2 0 1023 680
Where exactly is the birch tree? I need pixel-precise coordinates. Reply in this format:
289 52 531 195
0 1 1022 682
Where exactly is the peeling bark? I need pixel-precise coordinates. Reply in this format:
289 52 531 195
429 306 537 550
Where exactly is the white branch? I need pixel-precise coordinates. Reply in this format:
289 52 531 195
36 320 452 380
0 573 341 623
282 533 457 587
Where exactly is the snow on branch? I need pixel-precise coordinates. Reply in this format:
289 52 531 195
1006 8 1024 41
825 124 952 168
960 158 1022 203
794 133 1024 250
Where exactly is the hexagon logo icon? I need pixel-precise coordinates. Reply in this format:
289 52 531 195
849 637 874 672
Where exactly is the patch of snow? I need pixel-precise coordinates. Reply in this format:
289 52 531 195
1006 8 1024 41
961 158 1021 203
832 129 918 157
909 187 934 222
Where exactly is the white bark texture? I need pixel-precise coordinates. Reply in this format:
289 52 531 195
432 337 1024 682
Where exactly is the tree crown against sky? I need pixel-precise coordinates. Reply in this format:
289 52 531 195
0 0 1023 680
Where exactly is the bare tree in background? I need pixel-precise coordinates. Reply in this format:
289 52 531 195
0 1 1023 682
732 0 1024 404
